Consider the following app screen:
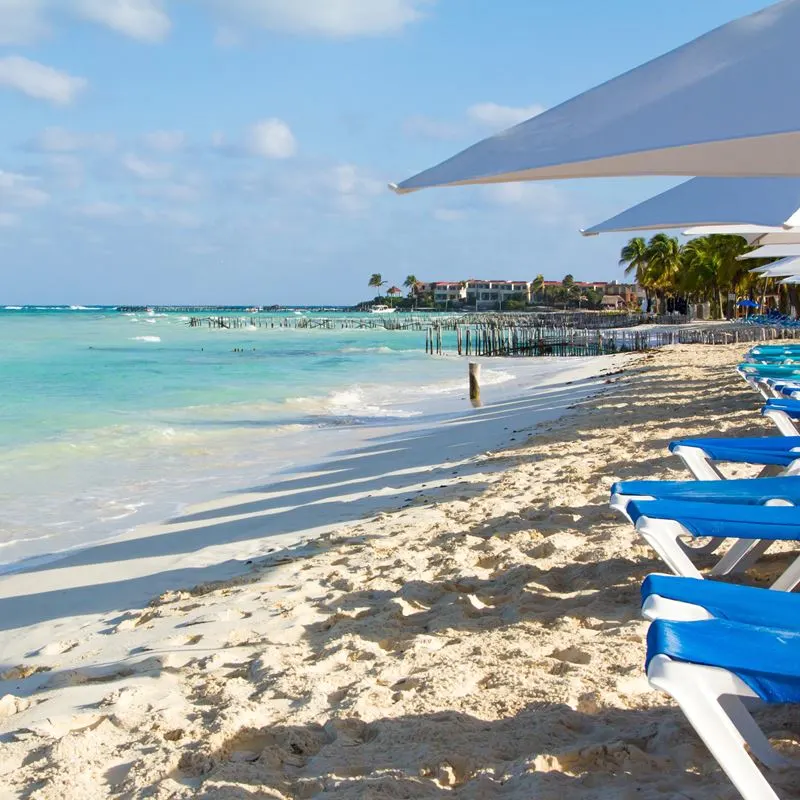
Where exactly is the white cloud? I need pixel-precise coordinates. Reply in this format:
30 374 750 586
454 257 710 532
246 119 297 159
467 102 545 129
0 56 87 105
121 153 173 179
142 130 186 152
204 0 431 38
0 0 48 44
32 127 116 153
0 211 20 227
329 163 383 212
483 182 571 226
403 115 462 141
0 170 50 207
77 201 124 218
71 0 171 43
405 101 545 142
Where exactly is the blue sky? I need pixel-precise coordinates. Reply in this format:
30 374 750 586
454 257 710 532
0 0 774 304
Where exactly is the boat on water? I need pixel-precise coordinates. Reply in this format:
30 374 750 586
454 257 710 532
370 304 396 314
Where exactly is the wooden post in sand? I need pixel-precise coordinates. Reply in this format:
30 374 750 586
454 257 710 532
469 362 481 407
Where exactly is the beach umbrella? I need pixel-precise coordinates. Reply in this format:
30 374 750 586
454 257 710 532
391 1 800 193
738 299 760 308
580 177 800 237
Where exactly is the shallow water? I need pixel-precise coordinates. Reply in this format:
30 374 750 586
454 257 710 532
0 307 590 570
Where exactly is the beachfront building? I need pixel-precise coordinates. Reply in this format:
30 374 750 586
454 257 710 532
428 282 467 305
604 280 645 306
464 280 531 309
418 277 643 310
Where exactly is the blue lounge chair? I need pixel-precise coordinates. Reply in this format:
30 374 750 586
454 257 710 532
763 398 800 436
749 344 800 354
611 475 800 558
739 363 800 378
738 363 800 396
611 475 800 517
647 618 800 800
626 499 800 590
640 573 800 625
669 435 800 480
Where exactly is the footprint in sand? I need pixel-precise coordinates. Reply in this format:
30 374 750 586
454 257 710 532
550 646 592 665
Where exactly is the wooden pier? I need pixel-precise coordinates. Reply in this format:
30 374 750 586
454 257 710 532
181 310 800 357
186 311 689 332
443 323 800 357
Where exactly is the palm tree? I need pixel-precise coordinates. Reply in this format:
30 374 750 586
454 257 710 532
403 274 419 294
368 273 386 291
403 274 420 308
531 274 545 304
646 233 682 314
619 237 651 311
681 237 723 316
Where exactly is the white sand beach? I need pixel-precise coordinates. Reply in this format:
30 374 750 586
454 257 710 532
2 344 800 799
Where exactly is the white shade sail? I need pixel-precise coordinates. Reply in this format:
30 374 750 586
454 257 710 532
392 1 800 193
749 256 800 274
581 177 800 236
740 244 800 260
684 225 790 236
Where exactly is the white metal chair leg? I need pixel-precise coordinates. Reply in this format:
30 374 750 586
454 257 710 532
636 517 705 579
648 655 787 800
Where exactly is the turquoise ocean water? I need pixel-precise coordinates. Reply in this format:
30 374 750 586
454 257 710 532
0 307 525 572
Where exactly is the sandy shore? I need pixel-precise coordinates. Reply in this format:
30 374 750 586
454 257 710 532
2 344 800 799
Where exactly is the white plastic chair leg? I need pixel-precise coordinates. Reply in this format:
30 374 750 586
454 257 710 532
648 655 786 800
763 409 800 437
672 445 726 481
635 517 705 579
710 539 774 577
770 553 800 591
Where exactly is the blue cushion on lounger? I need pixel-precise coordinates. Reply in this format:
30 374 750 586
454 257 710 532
739 364 800 377
647 618 800 703
641 574 800 629
611 475 800 505
669 436 800 466
764 398 800 419
627 499 800 540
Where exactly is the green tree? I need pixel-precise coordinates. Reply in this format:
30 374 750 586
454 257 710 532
368 273 386 291
531 274 545 303
620 232 763 320
619 236 651 311
403 274 420 295
645 233 682 314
